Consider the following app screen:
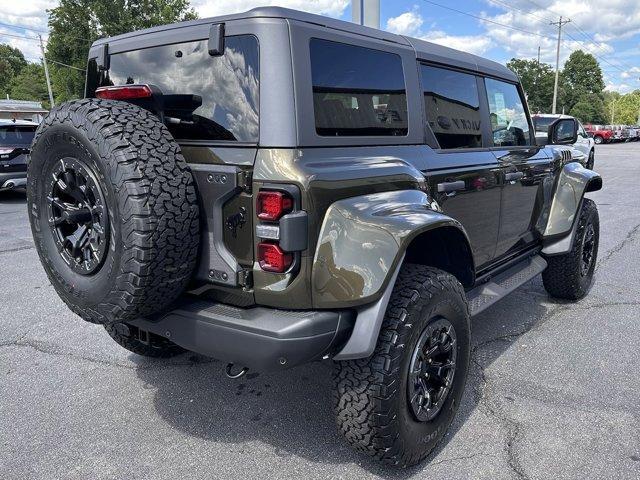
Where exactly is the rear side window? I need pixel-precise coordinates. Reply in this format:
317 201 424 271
420 65 482 149
485 78 531 147
309 39 408 137
96 35 259 143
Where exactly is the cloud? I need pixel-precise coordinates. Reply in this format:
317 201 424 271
426 30 493 56
385 10 493 56
386 9 423 36
190 0 349 19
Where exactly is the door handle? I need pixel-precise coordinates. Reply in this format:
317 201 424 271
505 172 524 182
437 180 466 193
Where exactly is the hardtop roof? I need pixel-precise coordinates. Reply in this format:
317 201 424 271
91 6 517 82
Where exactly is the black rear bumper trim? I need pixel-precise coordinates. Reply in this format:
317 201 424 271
129 298 355 371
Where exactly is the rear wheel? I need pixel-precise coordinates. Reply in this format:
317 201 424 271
333 265 470 467
543 199 599 300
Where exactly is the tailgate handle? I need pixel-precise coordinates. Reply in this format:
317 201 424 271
437 180 465 193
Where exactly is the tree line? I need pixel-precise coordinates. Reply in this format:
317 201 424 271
1 0 638 126
508 51 640 125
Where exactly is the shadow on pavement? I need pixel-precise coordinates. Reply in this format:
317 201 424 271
0 189 27 204
134 278 554 477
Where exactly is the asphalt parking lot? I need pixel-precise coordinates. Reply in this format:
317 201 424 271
1 143 639 480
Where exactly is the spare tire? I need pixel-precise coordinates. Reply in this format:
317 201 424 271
27 99 199 324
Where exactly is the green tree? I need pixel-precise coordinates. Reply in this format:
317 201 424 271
0 44 28 98
562 50 605 117
46 0 198 102
8 63 51 108
605 90 640 125
570 93 606 124
507 58 556 113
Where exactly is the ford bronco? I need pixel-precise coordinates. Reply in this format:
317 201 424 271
27 7 602 467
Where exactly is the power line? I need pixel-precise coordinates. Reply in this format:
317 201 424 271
0 31 39 42
418 0 556 40
0 20 94 44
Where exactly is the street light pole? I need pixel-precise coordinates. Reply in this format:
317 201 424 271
550 16 570 114
38 35 55 108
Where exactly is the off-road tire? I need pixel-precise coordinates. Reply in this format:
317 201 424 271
27 99 199 325
593 135 603 145
104 323 185 358
333 265 470 467
543 198 599 300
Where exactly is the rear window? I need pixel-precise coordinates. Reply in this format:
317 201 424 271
0 125 36 146
309 38 408 137
92 35 259 143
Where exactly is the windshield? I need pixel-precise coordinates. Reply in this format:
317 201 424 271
0 125 36 146
533 117 555 133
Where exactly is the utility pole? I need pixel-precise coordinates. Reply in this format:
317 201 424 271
550 16 570 114
38 35 55 108
611 98 616 125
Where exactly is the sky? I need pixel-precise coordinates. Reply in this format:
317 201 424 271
1 0 639 93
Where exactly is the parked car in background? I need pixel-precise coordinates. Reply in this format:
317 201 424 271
625 125 639 141
533 114 595 169
0 119 37 192
584 124 614 144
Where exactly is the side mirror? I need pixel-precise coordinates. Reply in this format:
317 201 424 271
548 118 578 145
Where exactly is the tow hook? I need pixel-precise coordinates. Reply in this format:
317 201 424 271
225 363 249 379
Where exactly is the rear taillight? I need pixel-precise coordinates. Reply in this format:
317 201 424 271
95 84 153 100
257 190 293 221
258 242 292 273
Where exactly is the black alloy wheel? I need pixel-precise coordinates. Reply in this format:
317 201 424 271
407 317 457 422
46 156 110 275
580 223 596 277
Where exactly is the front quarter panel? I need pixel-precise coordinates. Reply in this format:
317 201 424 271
312 189 468 308
544 160 602 239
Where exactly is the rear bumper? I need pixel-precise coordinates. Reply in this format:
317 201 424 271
129 298 355 371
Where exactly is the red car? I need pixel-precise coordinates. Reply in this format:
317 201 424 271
584 124 614 144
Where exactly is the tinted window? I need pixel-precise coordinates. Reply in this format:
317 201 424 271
310 39 408 137
421 65 482 149
97 35 259 142
533 116 555 133
0 126 36 145
485 79 531 147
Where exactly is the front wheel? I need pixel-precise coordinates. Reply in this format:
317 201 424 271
333 265 470 467
542 199 599 300
586 150 595 170
593 135 603 145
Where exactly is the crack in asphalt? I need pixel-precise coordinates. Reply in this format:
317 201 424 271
428 451 499 467
596 222 640 272
0 244 35 255
0 338 215 371
470 303 571 479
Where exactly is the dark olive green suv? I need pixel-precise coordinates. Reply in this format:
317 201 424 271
27 7 602 467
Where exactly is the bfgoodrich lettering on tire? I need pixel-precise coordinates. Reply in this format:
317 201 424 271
332 265 470 467
27 99 199 324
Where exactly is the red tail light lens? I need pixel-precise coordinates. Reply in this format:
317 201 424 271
258 242 292 273
257 191 293 221
95 85 153 100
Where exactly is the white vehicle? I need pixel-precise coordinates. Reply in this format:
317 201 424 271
533 114 595 169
